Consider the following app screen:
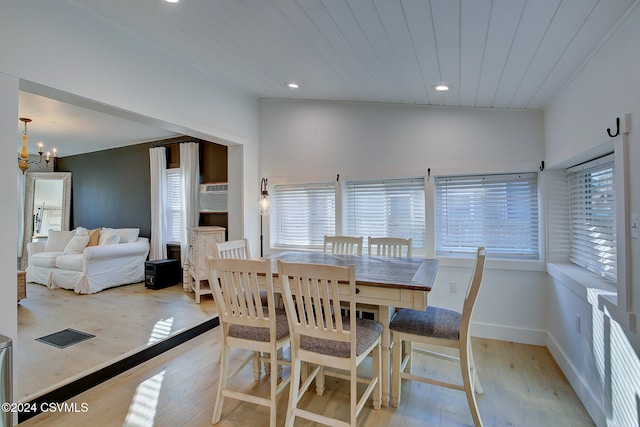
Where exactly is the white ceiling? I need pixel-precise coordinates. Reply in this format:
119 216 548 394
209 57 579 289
18 0 638 156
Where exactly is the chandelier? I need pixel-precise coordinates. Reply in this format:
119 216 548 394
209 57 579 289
18 118 56 174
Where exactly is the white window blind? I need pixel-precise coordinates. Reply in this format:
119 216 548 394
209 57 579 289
568 154 616 282
435 173 539 258
344 178 425 249
166 169 182 244
272 182 335 249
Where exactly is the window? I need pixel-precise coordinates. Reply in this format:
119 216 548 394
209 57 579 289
344 178 425 250
568 154 616 282
435 173 539 258
272 182 335 249
165 168 182 244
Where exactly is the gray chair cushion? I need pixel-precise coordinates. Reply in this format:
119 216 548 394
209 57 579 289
390 307 461 340
228 308 289 342
300 318 383 358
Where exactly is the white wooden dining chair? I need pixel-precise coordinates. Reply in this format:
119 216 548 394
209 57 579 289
207 257 290 427
390 247 486 427
323 235 363 255
278 260 382 427
214 238 252 259
368 237 412 257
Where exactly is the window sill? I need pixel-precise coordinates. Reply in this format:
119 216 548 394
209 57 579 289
438 256 546 272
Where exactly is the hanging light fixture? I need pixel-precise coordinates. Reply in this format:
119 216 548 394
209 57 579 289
17 118 56 174
258 178 271 257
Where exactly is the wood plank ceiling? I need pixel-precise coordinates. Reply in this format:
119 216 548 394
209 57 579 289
69 0 637 109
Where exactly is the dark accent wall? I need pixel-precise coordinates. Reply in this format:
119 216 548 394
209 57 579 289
56 137 228 242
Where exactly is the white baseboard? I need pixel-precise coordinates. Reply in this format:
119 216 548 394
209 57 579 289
471 321 547 346
546 333 606 427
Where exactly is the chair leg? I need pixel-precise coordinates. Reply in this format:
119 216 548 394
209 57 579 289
460 342 483 427
316 366 325 396
252 351 261 381
269 350 278 427
285 358 302 427
212 343 229 424
373 340 382 410
350 366 357 427
469 342 484 394
391 333 402 407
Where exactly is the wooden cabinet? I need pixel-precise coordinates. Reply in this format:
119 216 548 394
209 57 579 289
17 271 27 302
184 226 225 303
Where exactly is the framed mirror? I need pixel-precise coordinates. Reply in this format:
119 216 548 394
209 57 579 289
21 172 72 270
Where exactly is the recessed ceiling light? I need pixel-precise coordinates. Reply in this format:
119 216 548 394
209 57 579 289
433 84 449 92
165 0 179 3
286 82 300 89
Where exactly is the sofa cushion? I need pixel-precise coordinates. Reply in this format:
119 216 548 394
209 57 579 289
45 230 75 252
64 235 90 254
31 251 64 268
87 228 100 246
99 230 120 245
102 228 139 244
55 254 83 271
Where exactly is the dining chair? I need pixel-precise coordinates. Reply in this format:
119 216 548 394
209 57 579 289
278 260 382 427
323 235 364 255
207 257 290 427
214 238 252 259
368 237 412 257
390 247 486 427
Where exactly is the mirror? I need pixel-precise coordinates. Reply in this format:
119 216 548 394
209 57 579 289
21 172 71 269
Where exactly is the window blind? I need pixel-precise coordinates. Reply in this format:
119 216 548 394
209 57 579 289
435 173 539 258
344 178 425 249
272 182 336 249
165 169 182 244
568 155 616 282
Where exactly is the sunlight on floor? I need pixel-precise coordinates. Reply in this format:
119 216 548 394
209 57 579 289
147 317 174 344
123 370 166 427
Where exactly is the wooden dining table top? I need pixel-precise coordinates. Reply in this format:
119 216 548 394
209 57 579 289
265 251 438 292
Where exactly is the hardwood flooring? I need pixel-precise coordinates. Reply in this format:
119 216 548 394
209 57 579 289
16 281 217 402
19 326 595 426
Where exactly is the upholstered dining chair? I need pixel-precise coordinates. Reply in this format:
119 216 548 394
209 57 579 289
207 257 290 427
323 235 364 255
368 237 412 257
278 260 382 427
390 247 486 427
214 238 252 259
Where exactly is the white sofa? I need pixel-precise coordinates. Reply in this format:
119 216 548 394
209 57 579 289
26 227 150 294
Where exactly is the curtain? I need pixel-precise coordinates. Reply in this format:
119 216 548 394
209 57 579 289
180 142 200 266
149 147 167 261
17 169 26 257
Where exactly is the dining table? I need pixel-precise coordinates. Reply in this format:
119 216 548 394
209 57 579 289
264 251 439 407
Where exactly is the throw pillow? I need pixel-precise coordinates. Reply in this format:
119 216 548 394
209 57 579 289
44 229 76 252
87 228 100 246
99 231 120 245
63 235 90 255
114 228 140 243
75 226 88 236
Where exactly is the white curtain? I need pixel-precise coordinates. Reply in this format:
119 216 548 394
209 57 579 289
180 142 200 266
149 147 167 261
17 169 26 257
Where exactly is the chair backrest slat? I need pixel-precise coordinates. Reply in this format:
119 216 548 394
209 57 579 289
215 238 252 259
279 261 355 346
368 237 412 257
208 257 273 329
460 247 486 338
323 235 363 256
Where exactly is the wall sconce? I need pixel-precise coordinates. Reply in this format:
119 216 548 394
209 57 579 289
258 178 270 257
18 118 56 174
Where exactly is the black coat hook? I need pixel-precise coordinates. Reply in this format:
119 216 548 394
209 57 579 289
539 161 545 172
607 117 620 138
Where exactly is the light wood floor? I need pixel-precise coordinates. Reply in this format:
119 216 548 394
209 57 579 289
20 327 595 426
17 281 217 401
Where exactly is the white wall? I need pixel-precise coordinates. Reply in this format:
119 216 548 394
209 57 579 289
259 99 548 344
544 4 640 426
0 0 260 406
